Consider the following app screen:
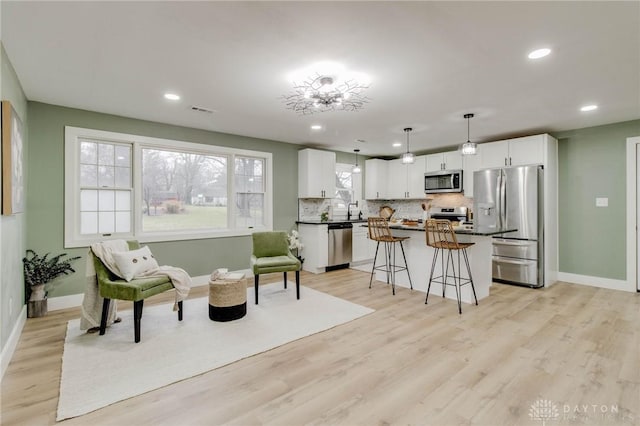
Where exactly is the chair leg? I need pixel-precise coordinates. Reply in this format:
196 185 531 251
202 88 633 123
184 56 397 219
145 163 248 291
462 248 478 306
295 270 300 300
133 300 144 343
283 272 288 289
399 241 413 290
177 300 183 321
425 248 439 304
369 242 380 289
454 250 462 315
99 298 111 335
254 275 259 305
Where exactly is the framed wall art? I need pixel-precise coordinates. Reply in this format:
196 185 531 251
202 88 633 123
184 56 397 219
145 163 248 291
2 100 25 215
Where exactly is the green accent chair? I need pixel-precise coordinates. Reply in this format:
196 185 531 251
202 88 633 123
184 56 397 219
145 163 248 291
250 231 302 304
91 241 183 343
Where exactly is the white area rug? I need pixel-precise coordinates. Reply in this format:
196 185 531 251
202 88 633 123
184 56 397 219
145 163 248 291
57 283 374 421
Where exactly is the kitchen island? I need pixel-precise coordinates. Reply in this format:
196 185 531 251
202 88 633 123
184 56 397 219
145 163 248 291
370 224 516 304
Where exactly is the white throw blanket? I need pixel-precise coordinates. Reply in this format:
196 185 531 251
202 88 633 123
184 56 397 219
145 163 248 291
80 240 192 330
80 240 128 330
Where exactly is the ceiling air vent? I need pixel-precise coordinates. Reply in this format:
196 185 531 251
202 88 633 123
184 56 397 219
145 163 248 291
190 105 215 114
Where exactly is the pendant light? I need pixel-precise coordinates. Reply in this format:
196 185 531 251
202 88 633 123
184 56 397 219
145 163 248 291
352 148 361 174
401 127 415 164
460 113 477 155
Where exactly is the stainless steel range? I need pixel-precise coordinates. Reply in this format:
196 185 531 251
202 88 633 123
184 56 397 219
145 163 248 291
428 207 468 222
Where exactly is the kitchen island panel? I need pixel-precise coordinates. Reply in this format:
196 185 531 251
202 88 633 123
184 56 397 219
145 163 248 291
373 228 493 304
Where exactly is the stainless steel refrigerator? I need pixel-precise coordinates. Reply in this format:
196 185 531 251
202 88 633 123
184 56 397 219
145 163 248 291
473 165 544 287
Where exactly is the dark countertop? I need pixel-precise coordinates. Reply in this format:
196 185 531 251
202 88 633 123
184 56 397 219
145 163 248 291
296 219 367 225
359 223 517 237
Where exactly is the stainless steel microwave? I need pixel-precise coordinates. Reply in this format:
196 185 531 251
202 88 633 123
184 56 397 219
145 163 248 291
424 170 463 193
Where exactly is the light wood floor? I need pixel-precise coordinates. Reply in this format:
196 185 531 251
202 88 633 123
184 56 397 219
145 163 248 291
2 269 639 425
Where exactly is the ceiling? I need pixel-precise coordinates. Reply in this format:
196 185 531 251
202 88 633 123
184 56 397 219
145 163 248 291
2 1 639 157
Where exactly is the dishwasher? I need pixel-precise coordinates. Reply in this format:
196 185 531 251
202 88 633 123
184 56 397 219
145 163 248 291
327 222 353 270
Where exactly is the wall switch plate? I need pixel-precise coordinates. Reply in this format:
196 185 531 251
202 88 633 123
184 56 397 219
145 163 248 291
596 197 608 207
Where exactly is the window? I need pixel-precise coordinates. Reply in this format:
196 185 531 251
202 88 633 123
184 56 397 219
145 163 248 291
79 139 132 235
333 163 362 213
65 127 272 247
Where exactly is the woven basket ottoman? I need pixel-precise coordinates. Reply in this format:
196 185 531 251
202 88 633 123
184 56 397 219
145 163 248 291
208 275 247 322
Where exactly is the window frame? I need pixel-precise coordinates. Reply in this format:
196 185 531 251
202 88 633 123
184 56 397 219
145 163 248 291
64 126 273 248
332 162 362 215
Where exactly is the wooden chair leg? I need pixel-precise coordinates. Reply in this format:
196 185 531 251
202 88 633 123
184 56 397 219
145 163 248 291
295 270 300 300
133 300 144 343
177 300 183 321
254 275 259 305
99 298 111 335
283 272 287 289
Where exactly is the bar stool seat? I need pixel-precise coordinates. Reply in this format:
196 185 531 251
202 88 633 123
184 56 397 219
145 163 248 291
425 219 478 314
368 217 413 295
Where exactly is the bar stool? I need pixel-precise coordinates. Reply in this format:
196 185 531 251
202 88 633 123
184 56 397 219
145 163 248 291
424 219 478 314
367 217 413 295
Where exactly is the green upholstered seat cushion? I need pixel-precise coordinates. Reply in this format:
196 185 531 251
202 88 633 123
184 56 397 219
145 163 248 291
98 275 173 301
92 240 173 301
250 254 301 275
252 231 290 258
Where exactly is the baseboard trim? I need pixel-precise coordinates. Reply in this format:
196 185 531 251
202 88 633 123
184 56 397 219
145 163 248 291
47 271 252 312
557 272 633 292
1 305 27 382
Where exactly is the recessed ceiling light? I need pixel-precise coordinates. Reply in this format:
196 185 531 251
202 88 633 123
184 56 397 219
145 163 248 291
310 124 323 130
392 142 402 148
164 93 180 101
528 48 551 59
580 104 598 112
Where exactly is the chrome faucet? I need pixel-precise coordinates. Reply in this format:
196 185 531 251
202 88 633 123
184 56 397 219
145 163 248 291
347 201 358 220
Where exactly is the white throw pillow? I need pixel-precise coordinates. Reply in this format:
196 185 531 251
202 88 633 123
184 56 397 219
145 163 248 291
112 246 159 282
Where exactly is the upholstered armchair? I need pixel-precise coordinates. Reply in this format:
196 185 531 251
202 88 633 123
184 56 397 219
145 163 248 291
250 231 301 304
91 240 183 343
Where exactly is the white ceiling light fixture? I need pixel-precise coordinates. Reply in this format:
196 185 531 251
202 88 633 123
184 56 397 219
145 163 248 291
580 104 598 112
282 71 371 115
310 124 323 130
460 113 478 156
164 93 180 101
392 142 402 148
352 149 361 174
401 127 415 164
528 48 551 59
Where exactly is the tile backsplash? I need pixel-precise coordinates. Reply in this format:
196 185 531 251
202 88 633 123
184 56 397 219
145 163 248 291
299 193 473 221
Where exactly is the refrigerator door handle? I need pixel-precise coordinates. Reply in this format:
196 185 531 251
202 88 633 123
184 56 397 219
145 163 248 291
495 171 502 229
493 257 532 266
500 170 507 229
493 239 535 246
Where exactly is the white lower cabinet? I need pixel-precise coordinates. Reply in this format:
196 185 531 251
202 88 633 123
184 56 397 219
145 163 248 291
352 225 375 263
297 223 328 274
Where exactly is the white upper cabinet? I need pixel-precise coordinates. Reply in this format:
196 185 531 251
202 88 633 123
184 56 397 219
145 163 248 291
462 148 482 198
365 159 389 199
298 149 335 198
407 156 426 198
386 159 406 199
425 150 463 172
480 135 545 169
386 156 426 199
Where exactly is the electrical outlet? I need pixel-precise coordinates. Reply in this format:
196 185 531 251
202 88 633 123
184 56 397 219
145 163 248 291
596 197 608 207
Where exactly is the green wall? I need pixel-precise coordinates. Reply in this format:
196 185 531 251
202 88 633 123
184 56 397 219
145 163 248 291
553 119 640 280
1 44 28 353
26 102 301 297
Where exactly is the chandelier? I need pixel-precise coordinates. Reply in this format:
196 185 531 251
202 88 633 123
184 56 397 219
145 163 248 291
282 74 370 114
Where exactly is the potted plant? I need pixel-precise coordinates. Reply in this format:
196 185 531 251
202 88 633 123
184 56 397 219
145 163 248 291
23 250 80 318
